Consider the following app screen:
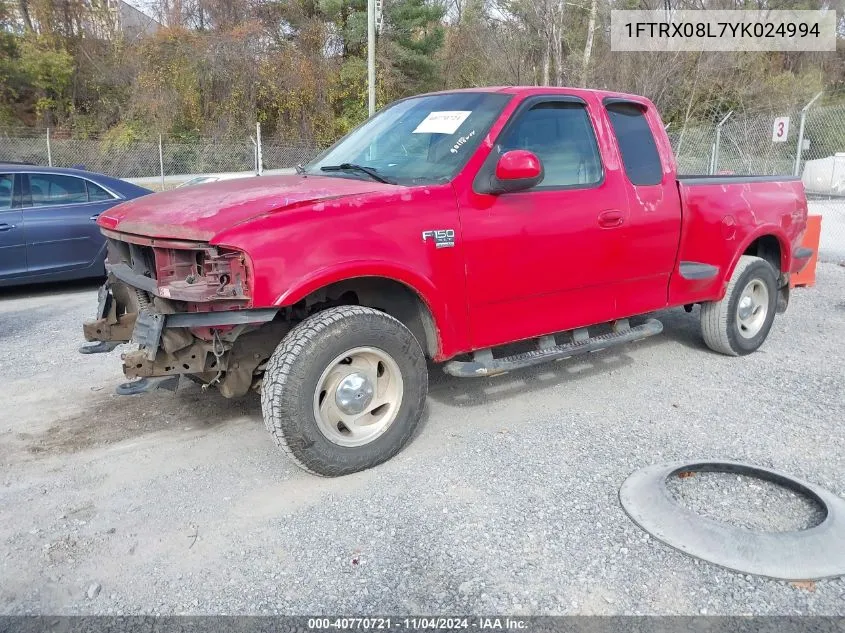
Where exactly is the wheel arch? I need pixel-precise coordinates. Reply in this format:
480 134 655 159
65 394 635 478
711 229 791 306
275 267 446 359
727 229 790 281
742 234 786 274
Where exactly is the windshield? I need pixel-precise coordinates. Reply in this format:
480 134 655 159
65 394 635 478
304 92 512 186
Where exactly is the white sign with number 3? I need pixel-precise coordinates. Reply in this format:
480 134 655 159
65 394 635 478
772 116 790 143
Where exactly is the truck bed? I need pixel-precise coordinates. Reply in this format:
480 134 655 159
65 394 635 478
669 175 807 307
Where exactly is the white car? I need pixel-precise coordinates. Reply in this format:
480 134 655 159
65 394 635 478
176 172 258 188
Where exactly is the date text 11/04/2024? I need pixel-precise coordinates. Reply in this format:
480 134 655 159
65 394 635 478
307 618 529 630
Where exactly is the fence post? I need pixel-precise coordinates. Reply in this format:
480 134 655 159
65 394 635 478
46 128 52 166
793 91 823 177
831 154 842 195
709 111 733 175
256 122 263 176
158 134 165 190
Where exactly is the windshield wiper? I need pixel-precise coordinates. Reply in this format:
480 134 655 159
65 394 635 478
319 163 394 184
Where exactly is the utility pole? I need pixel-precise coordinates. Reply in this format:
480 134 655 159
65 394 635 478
367 0 376 117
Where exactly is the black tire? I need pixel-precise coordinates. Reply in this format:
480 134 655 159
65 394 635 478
260 305 428 476
700 255 778 356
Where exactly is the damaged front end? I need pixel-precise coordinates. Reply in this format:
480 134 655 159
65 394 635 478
82 231 288 397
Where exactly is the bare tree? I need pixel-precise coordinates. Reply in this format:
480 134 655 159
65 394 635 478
580 0 597 85
17 0 34 31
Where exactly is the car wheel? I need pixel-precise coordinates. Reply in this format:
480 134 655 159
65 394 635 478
700 255 778 356
261 305 428 476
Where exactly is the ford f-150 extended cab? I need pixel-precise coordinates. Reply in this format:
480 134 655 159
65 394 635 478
82 87 813 476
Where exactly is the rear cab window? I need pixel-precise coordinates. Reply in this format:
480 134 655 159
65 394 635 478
605 101 663 186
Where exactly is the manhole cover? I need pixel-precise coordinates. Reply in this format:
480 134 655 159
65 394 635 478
620 460 845 579
666 470 826 532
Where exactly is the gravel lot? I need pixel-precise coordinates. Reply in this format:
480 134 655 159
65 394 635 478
1 263 844 616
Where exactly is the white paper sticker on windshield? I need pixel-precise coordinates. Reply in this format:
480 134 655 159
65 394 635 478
412 111 471 135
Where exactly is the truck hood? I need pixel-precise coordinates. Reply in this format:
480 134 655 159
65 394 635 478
98 174 395 241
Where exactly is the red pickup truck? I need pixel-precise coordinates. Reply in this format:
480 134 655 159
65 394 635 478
82 87 812 476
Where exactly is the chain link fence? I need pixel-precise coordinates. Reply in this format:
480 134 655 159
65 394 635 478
0 126 321 188
668 103 845 179
668 101 845 262
2 104 843 261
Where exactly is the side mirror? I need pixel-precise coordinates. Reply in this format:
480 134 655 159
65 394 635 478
486 150 544 194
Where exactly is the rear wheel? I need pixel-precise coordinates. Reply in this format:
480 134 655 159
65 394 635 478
261 305 428 476
700 255 778 356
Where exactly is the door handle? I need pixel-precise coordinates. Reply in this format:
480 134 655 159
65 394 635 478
0 223 16 232
598 210 624 228
90 215 100 221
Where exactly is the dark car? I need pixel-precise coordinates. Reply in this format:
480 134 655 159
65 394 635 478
0 165 152 287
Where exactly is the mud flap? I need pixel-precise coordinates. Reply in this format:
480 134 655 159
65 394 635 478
777 274 790 314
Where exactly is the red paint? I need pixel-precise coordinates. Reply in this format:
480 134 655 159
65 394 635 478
98 87 808 361
495 150 542 181
99 175 393 241
668 178 806 306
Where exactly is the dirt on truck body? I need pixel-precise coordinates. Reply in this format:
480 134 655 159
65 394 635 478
83 86 812 477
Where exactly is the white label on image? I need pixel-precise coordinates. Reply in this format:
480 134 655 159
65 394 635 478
772 116 790 142
413 111 472 135
609 10 836 52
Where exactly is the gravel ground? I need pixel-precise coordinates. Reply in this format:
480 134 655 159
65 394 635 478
1 263 844 616
666 472 826 532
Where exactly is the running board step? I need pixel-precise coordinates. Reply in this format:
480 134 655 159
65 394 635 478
443 318 663 378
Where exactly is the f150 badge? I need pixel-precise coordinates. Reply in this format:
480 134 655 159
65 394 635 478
422 229 456 249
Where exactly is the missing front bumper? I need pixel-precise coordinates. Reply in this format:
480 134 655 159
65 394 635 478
84 284 277 347
81 279 290 398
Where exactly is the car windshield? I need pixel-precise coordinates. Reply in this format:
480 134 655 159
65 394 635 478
304 92 512 186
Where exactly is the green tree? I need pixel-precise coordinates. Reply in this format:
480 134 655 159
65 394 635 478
381 0 445 97
17 35 74 125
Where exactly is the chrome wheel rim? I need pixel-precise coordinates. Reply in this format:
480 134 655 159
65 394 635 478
313 346 404 447
736 279 769 339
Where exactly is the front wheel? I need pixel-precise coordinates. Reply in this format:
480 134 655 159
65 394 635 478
700 255 778 356
261 306 428 476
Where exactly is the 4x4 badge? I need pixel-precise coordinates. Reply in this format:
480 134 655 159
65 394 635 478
422 229 456 249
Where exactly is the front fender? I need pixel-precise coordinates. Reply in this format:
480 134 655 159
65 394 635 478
274 260 458 360
211 183 467 359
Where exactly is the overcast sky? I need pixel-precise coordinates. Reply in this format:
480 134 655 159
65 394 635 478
125 0 157 19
